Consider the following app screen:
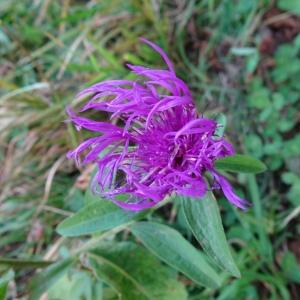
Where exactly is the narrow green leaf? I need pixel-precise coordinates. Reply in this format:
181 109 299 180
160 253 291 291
57 200 138 237
248 174 273 261
230 47 257 56
0 269 14 300
0 258 53 269
29 258 74 300
93 42 122 69
131 222 221 288
182 192 241 277
89 241 187 300
215 154 267 173
215 113 227 137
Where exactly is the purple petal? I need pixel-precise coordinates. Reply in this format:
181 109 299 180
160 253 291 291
66 107 122 133
140 37 175 74
213 171 251 210
175 118 216 140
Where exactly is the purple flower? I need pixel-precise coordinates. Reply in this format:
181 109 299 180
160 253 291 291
67 38 250 211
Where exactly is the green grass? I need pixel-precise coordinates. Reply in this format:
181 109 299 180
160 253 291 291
1 0 300 299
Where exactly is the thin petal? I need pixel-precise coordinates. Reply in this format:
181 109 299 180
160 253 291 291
175 118 216 140
140 37 175 74
213 171 251 210
66 107 122 133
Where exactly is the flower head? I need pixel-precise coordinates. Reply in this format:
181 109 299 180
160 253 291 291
67 38 250 210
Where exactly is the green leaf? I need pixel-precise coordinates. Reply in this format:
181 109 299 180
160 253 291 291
182 192 240 277
215 154 267 173
281 251 300 283
131 222 221 288
0 257 53 269
57 200 138 237
215 113 227 137
89 241 187 300
47 271 103 300
247 86 270 109
29 258 74 300
230 47 257 56
93 42 122 70
278 0 300 16
0 269 14 300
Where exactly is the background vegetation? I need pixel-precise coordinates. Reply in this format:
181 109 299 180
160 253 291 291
1 0 300 299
